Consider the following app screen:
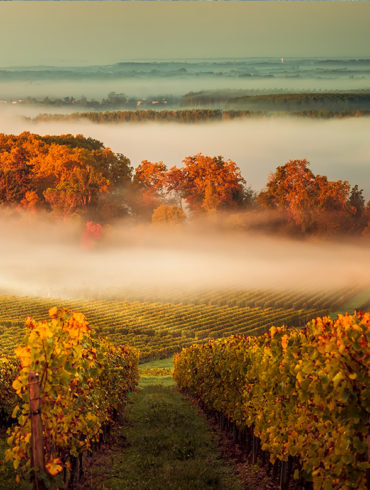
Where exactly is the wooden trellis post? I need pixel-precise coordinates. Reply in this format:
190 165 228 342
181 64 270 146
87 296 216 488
28 371 46 490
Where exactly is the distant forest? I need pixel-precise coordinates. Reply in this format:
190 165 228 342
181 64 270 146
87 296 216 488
7 90 370 116
184 91 370 112
22 91 370 123
31 108 370 125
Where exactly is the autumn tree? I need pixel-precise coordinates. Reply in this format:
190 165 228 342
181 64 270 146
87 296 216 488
43 165 109 217
257 159 353 233
362 200 370 238
0 145 34 204
19 190 40 211
86 148 132 188
366 200 370 219
31 144 110 217
41 133 104 151
0 133 132 220
133 160 168 215
152 205 186 225
134 160 167 193
166 153 252 214
348 185 365 216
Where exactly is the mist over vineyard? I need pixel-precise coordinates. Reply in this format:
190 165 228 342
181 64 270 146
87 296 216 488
0 211 369 299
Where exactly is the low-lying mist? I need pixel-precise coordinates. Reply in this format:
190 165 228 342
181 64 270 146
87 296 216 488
0 211 369 300
1 113 369 198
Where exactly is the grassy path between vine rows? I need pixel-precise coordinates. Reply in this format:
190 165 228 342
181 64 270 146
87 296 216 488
78 364 244 490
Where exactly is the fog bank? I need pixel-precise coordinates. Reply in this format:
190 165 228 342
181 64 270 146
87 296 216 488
0 212 369 300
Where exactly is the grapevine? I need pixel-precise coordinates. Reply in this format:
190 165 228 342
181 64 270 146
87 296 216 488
174 312 370 489
4 307 139 486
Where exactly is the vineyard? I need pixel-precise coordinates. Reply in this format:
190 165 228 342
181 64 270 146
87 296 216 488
174 312 370 489
0 286 362 361
0 287 368 488
1 307 139 488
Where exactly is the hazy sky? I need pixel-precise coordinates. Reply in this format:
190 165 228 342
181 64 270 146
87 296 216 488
0 2 369 66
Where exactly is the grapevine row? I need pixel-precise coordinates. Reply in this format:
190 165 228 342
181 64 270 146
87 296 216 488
4 307 139 487
81 285 360 311
0 293 330 360
174 312 370 489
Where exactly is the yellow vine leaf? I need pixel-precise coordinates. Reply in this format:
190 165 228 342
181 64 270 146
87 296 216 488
46 457 63 476
48 306 58 318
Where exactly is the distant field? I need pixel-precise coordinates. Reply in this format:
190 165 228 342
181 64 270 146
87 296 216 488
0 286 363 361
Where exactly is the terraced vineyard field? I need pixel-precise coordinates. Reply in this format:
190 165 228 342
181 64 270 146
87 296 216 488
105 285 360 311
0 286 363 361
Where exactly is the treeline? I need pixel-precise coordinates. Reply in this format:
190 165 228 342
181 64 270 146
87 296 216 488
0 132 369 237
31 108 370 124
184 90 370 112
9 90 370 114
231 92 370 112
32 109 254 124
6 92 156 111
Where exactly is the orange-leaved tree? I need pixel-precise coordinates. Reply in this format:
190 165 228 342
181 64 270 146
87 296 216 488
133 160 168 215
152 205 186 225
0 132 132 220
166 153 251 214
258 159 353 233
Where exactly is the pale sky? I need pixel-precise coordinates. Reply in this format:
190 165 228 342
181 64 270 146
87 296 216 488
0 2 369 66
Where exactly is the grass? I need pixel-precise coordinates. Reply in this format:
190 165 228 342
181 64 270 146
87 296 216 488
81 378 243 490
139 357 174 370
139 357 175 381
138 375 175 388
